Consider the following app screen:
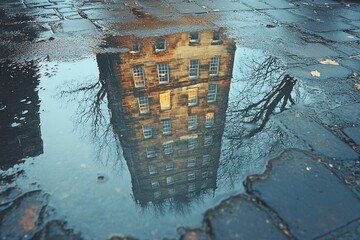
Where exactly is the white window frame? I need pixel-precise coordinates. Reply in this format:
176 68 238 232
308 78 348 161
132 65 145 87
188 138 197 150
189 32 200 43
187 172 195 181
168 188 176 195
209 57 219 76
149 164 158 175
158 63 169 84
188 115 198 131
187 157 196 167
163 143 173 155
202 155 211 165
160 91 171 110
151 181 159 189
162 119 172 135
165 162 174 171
129 41 140 54
188 183 196 192
204 135 213 146
155 39 166 52
146 146 156 158
142 125 153 139
188 88 198 106
189 59 199 79
205 112 214 128
212 32 222 43
202 171 209 178
207 84 217 103
166 176 175 185
138 96 149 114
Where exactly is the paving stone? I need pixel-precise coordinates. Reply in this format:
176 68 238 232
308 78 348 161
168 2 207 14
298 20 356 33
263 0 296 9
340 59 360 72
240 0 272 10
262 9 308 24
318 31 359 42
287 43 339 58
56 19 97 33
250 149 360 239
343 127 360 146
288 64 353 80
280 112 358 160
334 103 360 123
195 0 251 11
204 195 287 240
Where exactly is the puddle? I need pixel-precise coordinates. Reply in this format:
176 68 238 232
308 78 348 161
1 30 308 239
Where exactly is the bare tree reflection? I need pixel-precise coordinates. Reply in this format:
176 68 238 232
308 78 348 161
57 55 123 168
217 56 300 188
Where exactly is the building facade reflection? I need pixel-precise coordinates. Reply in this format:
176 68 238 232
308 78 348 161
101 29 235 206
0 61 43 169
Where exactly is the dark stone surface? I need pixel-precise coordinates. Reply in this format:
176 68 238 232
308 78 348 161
334 103 360 123
343 127 360 146
203 195 287 240
249 149 360 239
280 112 358 160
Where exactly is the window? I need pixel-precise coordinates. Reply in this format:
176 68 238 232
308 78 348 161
154 191 161 199
151 181 159 189
205 112 214 128
160 91 171 110
204 135 213 146
187 157 196 167
187 172 195 181
149 164 158 175
188 115 197 131
143 125 153 139
202 171 209 178
166 176 175 185
207 84 217 103
164 143 173 155
130 41 140 54
188 88 198 106
168 188 176 195
158 63 169 84
162 119 172 135
146 146 156 158
201 181 208 189
202 155 211 165
138 96 149 114
189 60 199 79
188 138 197 150
209 57 219 76
212 32 222 43
166 162 174 171
155 40 166 52
189 32 200 43
133 66 145 87
188 183 196 192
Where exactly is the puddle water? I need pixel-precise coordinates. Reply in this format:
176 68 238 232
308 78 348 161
1 29 306 239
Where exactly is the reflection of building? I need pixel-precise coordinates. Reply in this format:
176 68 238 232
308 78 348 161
0 61 43 169
101 29 235 206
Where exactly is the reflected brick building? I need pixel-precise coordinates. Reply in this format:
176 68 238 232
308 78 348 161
101 28 235 206
0 61 43 169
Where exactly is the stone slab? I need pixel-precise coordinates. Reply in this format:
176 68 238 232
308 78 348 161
168 2 207 14
317 31 359 42
204 195 287 240
344 127 360 146
250 149 360 239
334 103 360 123
240 0 272 10
195 0 251 11
280 112 358 160
262 9 307 24
298 21 356 33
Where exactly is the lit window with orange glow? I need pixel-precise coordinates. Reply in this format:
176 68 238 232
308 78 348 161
205 112 214 128
160 91 171 110
188 88 198 106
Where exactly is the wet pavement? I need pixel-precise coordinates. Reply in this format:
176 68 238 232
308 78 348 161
1 0 360 239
